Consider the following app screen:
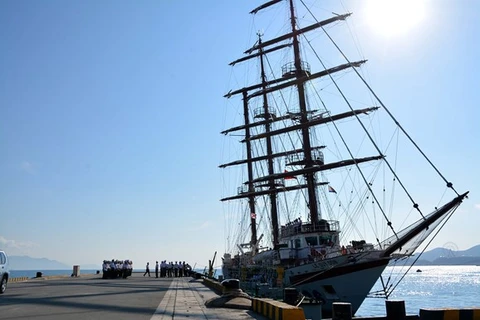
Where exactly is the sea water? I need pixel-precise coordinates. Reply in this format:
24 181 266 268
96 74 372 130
357 265 480 316
10 269 99 278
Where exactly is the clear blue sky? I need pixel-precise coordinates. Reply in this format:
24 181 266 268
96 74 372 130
1 0 478 269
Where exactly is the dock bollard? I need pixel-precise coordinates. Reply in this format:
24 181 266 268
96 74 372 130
221 279 240 294
332 302 352 320
386 300 406 320
72 265 80 277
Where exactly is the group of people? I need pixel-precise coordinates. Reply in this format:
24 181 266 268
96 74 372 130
144 261 192 278
102 259 133 279
101 259 194 279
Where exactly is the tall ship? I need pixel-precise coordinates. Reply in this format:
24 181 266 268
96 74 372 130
219 0 468 316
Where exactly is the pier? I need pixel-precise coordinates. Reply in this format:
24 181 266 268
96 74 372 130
0 273 265 320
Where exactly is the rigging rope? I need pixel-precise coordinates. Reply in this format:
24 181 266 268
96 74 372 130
299 0 459 198
299 35 398 238
386 202 461 297
300 0 427 227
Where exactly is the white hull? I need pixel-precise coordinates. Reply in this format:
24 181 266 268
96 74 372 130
223 250 390 315
287 257 389 316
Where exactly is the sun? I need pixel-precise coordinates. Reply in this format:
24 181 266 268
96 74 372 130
365 0 425 36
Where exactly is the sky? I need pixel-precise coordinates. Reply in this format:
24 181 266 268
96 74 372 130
1 0 479 270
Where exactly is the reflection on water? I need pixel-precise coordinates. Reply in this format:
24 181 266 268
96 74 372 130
357 265 480 316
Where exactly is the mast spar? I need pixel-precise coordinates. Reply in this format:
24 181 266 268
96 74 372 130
288 0 321 225
223 0 356 251
257 34 280 248
242 91 258 250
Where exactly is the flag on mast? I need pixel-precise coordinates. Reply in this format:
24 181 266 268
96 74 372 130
328 185 337 193
284 170 297 180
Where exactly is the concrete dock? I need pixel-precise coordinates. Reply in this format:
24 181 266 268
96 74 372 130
0 273 267 320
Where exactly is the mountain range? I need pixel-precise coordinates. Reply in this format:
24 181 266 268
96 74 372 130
409 244 480 265
8 256 100 270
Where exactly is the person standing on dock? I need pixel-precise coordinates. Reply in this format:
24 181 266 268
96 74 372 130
143 262 150 277
168 261 173 277
155 261 159 278
160 260 166 277
174 261 179 277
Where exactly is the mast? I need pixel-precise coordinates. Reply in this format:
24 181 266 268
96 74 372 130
222 1 357 250
288 0 320 224
257 35 280 247
242 91 258 250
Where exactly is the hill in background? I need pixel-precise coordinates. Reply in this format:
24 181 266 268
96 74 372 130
418 244 480 261
398 244 480 266
9 256 70 270
8 255 100 270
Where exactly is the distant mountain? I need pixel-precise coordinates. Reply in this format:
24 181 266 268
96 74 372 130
418 245 480 262
463 244 480 256
402 245 480 266
9 256 71 270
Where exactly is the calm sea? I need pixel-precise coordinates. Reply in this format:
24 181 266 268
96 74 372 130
356 265 480 316
10 269 99 278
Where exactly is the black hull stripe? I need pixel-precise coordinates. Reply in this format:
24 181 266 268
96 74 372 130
289 258 390 285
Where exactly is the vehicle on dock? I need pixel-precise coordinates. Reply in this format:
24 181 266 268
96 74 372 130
0 250 10 294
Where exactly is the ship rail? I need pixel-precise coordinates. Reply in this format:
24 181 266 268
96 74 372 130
280 220 339 237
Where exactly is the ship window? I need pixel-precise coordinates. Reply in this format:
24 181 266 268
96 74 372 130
319 236 332 245
331 235 336 244
290 240 293 248
305 236 318 246
294 239 301 248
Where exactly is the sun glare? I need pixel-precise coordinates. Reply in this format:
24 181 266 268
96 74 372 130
366 0 425 36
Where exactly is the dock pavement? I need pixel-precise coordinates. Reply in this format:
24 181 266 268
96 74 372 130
150 275 266 320
0 273 268 320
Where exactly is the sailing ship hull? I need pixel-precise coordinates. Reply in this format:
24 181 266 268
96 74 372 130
288 257 390 316
223 251 390 315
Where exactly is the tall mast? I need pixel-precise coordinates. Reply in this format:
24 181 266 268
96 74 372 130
222 1 357 242
258 35 280 247
288 0 320 224
242 91 258 249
